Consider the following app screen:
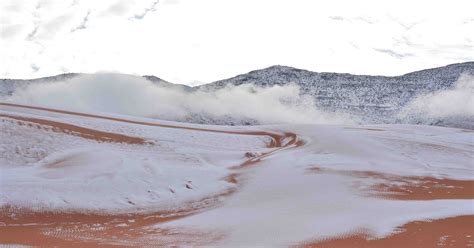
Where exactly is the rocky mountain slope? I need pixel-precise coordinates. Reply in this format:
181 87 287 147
200 62 474 125
1 62 473 128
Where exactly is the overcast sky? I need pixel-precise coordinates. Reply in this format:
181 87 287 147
1 0 473 85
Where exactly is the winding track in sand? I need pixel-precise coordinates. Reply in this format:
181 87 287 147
0 102 287 144
0 114 149 145
0 102 472 247
0 102 301 246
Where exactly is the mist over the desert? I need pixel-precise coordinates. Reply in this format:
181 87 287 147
4 73 347 125
1 0 473 247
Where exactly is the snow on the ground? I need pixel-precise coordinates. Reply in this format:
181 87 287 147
159 124 474 246
0 106 270 213
0 103 473 245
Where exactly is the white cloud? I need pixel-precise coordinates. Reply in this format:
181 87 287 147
400 74 474 119
0 0 473 84
101 0 135 16
5 73 349 125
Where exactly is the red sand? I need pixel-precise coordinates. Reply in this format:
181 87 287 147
0 102 286 146
2 102 471 247
0 114 149 145
0 205 214 247
308 167 474 200
298 215 474 248
0 102 303 246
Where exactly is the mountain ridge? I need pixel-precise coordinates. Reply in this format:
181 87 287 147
1 62 473 128
2 61 473 86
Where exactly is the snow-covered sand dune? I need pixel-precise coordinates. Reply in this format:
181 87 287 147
0 102 473 246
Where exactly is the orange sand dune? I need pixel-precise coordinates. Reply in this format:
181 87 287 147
0 204 216 247
1 102 471 247
299 215 474 248
0 114 149 145
0 102 304 171
308 167 474 200
0 102 303 246
0 102 286 146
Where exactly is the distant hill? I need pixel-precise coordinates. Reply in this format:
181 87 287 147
200 62 474 125
0 73 191 96
1 62 473 128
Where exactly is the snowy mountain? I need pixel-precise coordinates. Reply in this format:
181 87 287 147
205 62 474 90
201 62 474 126
0 73 79 96
0 73 191 96
1 62 473 128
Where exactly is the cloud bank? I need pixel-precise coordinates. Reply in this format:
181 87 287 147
399 74 474 128
1 0 473 83
5 73 473 128
5 73 349 125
